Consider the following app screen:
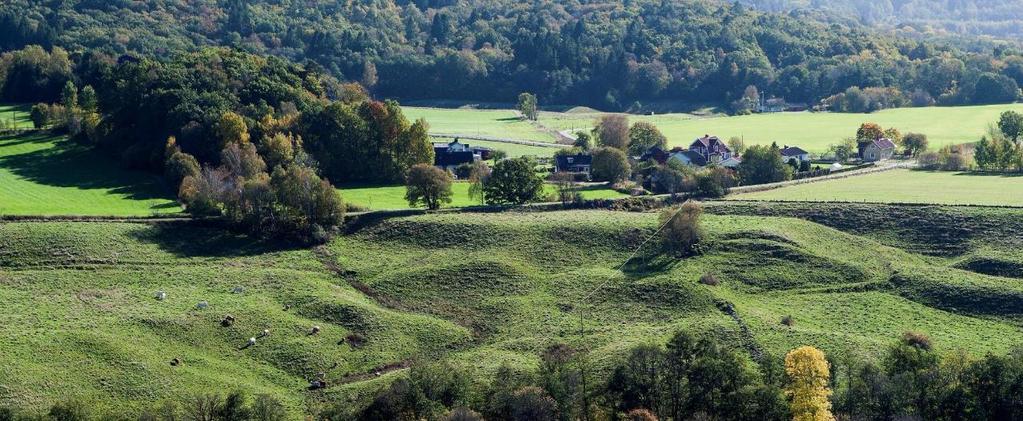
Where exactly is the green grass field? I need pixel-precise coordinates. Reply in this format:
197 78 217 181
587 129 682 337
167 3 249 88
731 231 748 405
729 169 1023 206
541 103 1023 153
406 103 1023 153
340 182 629 210
4 206 1022 416
0 104 33 129
0 132 182 216
403 107 559 143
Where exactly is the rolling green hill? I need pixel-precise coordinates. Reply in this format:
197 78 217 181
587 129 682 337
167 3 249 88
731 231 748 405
2 206 1021 416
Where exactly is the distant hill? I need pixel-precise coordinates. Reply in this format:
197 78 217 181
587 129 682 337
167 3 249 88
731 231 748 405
3 0 1023 110
741 0 1023 41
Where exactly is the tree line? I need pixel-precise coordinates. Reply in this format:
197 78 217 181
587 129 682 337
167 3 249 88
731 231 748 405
4 0 1023 111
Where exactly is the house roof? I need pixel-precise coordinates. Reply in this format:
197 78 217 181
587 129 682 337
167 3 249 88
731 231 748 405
435 151 476 167
690 135 731 154
780 146 809 156
671 150 707 166
555 154 592 168
872 138 896 150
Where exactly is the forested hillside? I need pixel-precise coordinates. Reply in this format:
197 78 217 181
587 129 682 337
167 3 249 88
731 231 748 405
3 0 1023 110
742 0 1023 41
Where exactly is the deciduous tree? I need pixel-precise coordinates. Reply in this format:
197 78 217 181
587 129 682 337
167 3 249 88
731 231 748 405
785 346 835 421
405 164 454 210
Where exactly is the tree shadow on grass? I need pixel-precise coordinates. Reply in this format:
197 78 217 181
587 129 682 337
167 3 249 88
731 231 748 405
128 221 306 258
0 135 173 201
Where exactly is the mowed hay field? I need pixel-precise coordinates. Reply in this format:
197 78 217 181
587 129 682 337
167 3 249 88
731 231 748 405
0 133 181 216
339 182 629 210
4 207 1023 414
729 169 1023 206
402 107 559 143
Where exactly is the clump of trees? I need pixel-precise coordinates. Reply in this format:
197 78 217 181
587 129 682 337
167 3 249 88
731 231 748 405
590 147 632 183
738 144 793 185
176 129 344 243
974 111 1023 172
517 92 538 121
483 157 544 205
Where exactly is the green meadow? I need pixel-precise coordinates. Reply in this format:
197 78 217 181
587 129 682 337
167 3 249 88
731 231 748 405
729 169 1023 206
0 103 33 129
403 107 559 143
0 132 181 216
4 206 1023 414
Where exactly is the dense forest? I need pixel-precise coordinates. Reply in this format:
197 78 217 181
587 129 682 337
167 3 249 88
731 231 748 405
3 0 1023 110
741 0 1023 41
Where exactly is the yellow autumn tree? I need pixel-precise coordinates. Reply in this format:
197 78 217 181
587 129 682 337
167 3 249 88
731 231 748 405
785 346 835 421
216 111 250 147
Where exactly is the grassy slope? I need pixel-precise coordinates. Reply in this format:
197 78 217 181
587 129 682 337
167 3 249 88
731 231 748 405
4 208 1023 414
403 107 559 143
339 182 628 211
546 104 1023 153
729 169 1023 206
0 133 181 216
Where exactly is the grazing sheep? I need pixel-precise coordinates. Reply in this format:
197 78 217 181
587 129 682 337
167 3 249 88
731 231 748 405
231 287 245 294
260 329 270 338
247 337 257 347
155 291 167 301
221 315 235 327
170 358 181 366
308 380 328 390
310 325 321 335
196 301 209 310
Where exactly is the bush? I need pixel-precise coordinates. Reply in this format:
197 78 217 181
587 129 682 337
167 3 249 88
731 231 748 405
660 201 704 257
901 331 932 351
699 273 719 286
918 151 940 169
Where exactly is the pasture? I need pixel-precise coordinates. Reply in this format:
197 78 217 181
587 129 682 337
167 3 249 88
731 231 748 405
403 107 559 143
728 169 1023 207
431 137 563 158
0 132 181 216
5 206 1023 414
